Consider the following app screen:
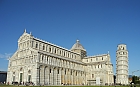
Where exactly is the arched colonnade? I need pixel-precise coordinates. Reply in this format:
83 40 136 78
37 65 86 85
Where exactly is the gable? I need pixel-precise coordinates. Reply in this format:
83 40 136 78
18 33 31 43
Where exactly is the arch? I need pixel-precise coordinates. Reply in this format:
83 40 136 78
28 70 32 82
36 42 38 48
28 70 31 74
54 48 56 53
43 45 45 50
49 47 51 52
20 67 23 71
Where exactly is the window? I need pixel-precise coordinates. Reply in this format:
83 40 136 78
71 70 72 75
49 48 51 52
60 50 61 54
96 58 98 61
65 69 66 75
57 69 59 74
64 52 65 56
47 57 48 61
46 45 48 51
28 70 31 74
42 55 43 61
68 53 69 57
102 57 103 60
36 43 38 48
32 41 34 47
91 59 92 62
43 45 45 50
92 74 94 78
50 69 51 73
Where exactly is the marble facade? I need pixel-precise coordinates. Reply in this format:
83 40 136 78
7 30 114 85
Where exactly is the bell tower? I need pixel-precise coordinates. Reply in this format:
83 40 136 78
116 44 128 84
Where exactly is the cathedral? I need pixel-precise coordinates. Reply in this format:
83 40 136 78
7 30 114 85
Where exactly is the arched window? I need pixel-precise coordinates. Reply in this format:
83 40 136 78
49 48 51 52
43 45 45 50
65 69 66 75
57 69 59 74
54 49 56 53
36 43 38 48
50 69 51 73
60 50 61 55
46 45 48 51
20 68 23 71
68 53 69 57
64 52 65 56
28 70 31 74
42 55 43 61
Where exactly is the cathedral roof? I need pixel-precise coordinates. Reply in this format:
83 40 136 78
71 40 86 51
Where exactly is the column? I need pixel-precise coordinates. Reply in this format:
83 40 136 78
61 68 64 85
50 67 54 85
57 68 61 85
23 67 27 82
40 65 45 85
53 67 57 85
67 69 70 84
64 69 67 84
73 70 75 85
44 66 49 85
70 70 73 85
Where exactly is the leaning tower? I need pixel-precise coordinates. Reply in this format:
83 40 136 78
116 44 128 85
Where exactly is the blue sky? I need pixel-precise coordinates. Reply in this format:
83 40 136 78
0 0 140 76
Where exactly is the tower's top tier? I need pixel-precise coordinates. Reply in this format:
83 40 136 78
117 44 127 50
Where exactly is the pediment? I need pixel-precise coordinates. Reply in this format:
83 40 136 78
18 33 31 43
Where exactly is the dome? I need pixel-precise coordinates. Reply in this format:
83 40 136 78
71 40 86 51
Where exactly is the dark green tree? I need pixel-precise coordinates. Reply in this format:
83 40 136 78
132 76 140 84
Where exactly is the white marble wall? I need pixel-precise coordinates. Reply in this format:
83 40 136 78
7 31 114 86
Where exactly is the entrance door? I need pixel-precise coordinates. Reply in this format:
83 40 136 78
28 75 31 82
20 73 23 82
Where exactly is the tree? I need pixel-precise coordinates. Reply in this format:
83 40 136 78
132 76 140 84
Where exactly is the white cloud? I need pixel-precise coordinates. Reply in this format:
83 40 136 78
0 53 13 60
